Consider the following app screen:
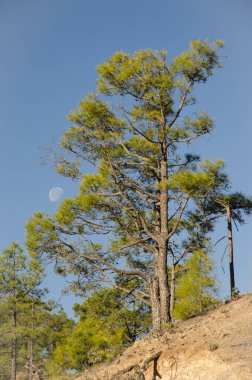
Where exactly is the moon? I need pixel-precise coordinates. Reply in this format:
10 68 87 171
49 187 63 202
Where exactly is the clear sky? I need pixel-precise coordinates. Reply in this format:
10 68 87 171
1 0 252 316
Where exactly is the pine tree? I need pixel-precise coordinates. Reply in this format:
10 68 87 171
200 192 252 298
0 243 44 380
173 250 218 320
27 40 225 331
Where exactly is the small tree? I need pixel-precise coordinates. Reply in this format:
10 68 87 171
173 250 218 320
0 243 44 380
168 197 218 318
27 40 225 331
201 192 252 298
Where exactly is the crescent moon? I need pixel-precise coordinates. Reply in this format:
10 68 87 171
49 187 63 202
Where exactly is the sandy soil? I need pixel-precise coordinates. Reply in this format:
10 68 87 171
77 293 252 380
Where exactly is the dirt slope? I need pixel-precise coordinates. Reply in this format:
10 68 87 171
77 293 252 380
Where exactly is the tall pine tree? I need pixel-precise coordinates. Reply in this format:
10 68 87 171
27 40 225 331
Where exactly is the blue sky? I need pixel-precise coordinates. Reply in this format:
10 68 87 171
1 0 252 316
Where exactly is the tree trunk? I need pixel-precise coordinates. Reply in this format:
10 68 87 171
170 255 175 319
157 149 171 327
28 339 33 380
227 205 236 298
150 277 161 331
11 310 17 380
29 303 34 380
158 241 171 325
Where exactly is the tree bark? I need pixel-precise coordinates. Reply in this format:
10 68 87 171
156 148 171 326
28 338 33 380
149 277 161 331
158 241 171 324
227 205 236 298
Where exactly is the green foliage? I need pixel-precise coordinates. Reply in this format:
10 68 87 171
173 251 218 320
47 288 151 374
168 160 227 196
0 294 73 378
0 243 44 377
0 300 12 379
172 40 223 82
0 242 44 298
203 191 252 224
0 243 73 379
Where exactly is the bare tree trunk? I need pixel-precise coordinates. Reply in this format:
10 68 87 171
11 310 17 380
158 241 171 325
170 254 175 319
150 277 161 331
157 150 171 327
227 205 236 298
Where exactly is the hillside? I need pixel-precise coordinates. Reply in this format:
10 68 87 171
77 293 252 380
